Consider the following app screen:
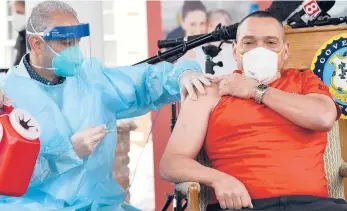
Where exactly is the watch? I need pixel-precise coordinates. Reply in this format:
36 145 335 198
255 84 269 104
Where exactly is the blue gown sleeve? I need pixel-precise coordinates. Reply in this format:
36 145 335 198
83 58 202 119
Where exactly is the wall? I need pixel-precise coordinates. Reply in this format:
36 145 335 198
0 1 17 69
146 1 172 209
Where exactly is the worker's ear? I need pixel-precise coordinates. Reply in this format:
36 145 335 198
27 36 43 53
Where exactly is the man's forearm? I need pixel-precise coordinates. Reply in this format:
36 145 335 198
261 87 336 131
160 154 224 187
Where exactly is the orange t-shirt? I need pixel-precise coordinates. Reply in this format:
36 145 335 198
205 69 341 202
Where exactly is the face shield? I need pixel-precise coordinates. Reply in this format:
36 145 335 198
27 19 91 77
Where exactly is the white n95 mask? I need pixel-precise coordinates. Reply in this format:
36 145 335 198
240 47 282 83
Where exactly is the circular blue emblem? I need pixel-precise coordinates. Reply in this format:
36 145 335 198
311 33 347 119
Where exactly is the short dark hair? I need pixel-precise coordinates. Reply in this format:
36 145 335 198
181 0 207 21
237 11 284 40
239 11 282 26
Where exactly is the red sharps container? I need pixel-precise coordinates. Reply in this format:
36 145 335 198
0 105 40 196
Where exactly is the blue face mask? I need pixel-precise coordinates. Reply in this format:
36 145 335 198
52 45 84 77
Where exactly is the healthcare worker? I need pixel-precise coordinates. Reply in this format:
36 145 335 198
0 1 211 211
11 0 27 66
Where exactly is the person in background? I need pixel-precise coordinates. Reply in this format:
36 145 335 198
166 1 207 40
175 1 208 65
184 9 238 76
207 9 232 33
199 9 238 76
181 0 207 36
11 0 27 66
165 25 185 41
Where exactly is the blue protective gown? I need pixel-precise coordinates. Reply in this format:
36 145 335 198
0 56 201 210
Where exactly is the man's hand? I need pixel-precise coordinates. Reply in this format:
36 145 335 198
71 124 107 158
214 74 258 99
179 71 212 101
212 174 253 209
212 72 281 99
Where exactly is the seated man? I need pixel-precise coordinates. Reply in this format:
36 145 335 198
160 11 347 211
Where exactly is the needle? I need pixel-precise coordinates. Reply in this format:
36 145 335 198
106 129 117 133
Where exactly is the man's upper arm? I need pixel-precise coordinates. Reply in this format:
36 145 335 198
163 85 220 159
302 70 341 120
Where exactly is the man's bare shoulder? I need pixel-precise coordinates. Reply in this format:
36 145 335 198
182 83 221 112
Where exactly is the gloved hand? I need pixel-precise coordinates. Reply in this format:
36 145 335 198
71 124 107 158
0 88 12 108
179 71 212 101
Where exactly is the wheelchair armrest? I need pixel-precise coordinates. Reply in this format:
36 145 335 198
175 182 200 211
175 182 201 194
339 162 347 178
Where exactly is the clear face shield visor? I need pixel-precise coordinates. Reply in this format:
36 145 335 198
27 22 91 77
